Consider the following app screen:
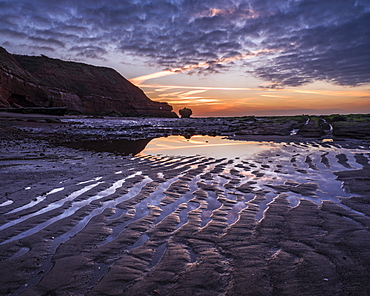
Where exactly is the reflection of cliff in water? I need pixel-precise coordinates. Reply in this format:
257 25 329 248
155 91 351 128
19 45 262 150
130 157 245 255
63 138 153 155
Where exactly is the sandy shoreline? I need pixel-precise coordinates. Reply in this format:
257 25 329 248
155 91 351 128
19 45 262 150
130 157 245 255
1 113 370 295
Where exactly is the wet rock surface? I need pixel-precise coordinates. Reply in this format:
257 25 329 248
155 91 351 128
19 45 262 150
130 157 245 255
1 113 370 295
297 118 324 137
332 121 370 138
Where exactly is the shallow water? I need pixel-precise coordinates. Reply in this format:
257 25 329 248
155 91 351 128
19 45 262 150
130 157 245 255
140 135 276 158
62 135 278 157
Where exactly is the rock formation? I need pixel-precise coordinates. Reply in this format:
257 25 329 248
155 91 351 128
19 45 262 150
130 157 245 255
179 107 193 118
0 47 177 117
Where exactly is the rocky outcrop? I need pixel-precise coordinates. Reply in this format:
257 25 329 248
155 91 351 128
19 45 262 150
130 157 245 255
179 107 193 118
235 118 304 136
296 118 325 137
0 47 177 117
332 121 370 138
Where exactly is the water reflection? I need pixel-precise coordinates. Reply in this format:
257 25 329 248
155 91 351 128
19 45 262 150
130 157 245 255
63 135 276 157
140 135 275 158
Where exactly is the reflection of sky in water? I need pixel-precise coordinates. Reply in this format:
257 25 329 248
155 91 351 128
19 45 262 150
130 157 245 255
140 135 276 158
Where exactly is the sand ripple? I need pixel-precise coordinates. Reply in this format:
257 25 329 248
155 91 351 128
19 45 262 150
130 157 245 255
0 141 370 295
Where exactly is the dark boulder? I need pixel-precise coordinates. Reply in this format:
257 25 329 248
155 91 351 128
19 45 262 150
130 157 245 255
179 108 193 118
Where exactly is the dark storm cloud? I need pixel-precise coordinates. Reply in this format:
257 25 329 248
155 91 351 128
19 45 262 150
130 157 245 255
252 1 370 86
0 0 369 86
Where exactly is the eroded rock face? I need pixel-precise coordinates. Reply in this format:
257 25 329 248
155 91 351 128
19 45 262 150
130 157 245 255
0 47 177 117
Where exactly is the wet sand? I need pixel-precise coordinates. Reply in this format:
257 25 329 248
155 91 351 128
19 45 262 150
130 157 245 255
1 113 370 295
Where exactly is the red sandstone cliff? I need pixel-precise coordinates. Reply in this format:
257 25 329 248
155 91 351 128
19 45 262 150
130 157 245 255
0 47 177 117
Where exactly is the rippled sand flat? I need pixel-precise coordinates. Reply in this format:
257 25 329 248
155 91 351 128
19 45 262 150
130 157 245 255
1 135 370 295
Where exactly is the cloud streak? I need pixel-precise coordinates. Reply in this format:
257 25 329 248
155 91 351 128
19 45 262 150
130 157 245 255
130 48 275 85
1 0 369 88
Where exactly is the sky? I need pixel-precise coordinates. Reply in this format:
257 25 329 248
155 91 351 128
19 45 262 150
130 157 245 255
1 0 369 117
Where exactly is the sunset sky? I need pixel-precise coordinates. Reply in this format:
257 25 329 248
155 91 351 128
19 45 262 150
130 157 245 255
1 0 369 117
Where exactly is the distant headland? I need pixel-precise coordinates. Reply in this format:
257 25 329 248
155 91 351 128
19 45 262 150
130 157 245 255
0 47 178 118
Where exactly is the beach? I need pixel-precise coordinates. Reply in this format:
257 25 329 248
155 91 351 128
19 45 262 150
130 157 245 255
1 113 370 295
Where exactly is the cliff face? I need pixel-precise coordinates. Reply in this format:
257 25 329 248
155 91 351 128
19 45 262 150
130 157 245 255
0 47 177 117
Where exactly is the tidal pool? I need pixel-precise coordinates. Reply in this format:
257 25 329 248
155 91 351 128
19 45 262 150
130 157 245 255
139 135 276 158
63 135 277 158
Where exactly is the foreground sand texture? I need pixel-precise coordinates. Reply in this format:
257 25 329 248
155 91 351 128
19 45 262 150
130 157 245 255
1 115 370 295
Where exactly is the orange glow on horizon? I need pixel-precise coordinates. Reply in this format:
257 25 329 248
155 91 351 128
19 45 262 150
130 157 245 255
138 83 370 99
128 53 369 117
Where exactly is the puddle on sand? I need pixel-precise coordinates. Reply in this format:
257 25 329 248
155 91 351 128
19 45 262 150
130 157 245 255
140 135 276 158
8 187 65 214
0 200 13 207
62 135 276 158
